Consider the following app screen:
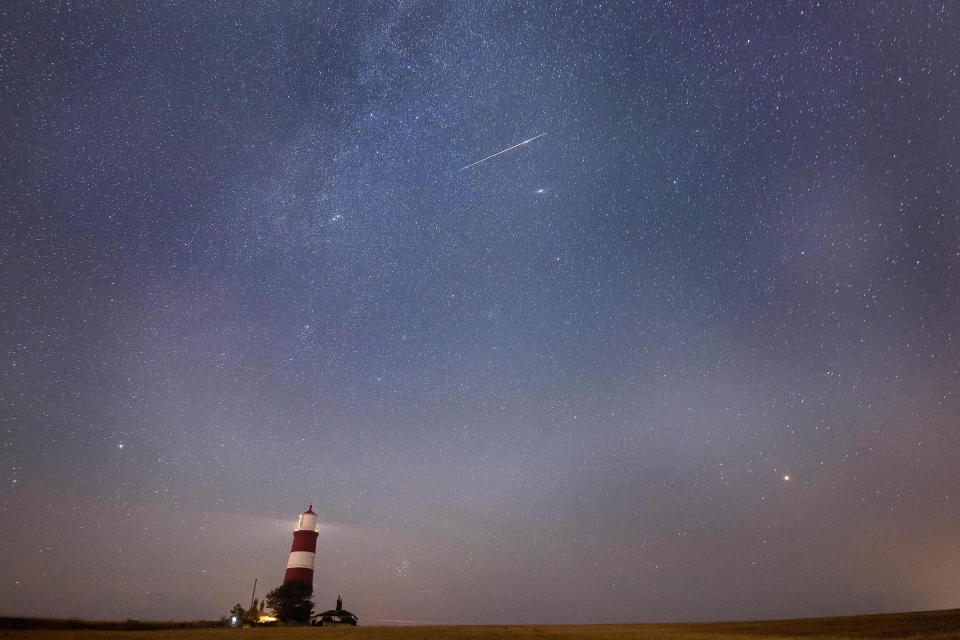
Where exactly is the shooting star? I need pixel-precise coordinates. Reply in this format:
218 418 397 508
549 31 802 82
460 133 547 171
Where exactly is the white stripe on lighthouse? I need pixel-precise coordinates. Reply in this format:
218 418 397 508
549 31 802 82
286 551 315 569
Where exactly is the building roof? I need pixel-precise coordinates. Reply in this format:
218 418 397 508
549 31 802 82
313 597 357 624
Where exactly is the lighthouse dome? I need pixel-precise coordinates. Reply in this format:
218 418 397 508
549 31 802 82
297 505 319 532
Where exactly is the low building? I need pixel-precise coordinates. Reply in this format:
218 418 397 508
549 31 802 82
312 595 358 626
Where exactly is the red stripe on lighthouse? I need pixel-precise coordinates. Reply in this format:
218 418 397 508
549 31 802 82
284 567 314 584
290 530 319 552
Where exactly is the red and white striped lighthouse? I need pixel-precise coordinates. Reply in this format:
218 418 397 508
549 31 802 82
283 505 319 586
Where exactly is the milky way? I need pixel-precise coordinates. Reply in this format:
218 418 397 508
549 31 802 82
1 1 959 625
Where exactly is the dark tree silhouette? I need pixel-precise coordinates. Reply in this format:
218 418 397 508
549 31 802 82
245 597 260 623
229 603 245 623
265 581 314 624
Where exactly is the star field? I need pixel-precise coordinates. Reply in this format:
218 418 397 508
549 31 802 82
2 0 959 624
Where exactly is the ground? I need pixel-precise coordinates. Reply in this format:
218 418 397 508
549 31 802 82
1 609 958 640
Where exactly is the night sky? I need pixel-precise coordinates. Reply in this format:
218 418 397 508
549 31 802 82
2 0 959 626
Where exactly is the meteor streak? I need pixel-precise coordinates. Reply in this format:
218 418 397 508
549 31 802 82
460 132 547 171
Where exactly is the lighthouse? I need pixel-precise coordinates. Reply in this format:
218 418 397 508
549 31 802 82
283 505 319 586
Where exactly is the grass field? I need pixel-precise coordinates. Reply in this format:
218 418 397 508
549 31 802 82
1 609 957 639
